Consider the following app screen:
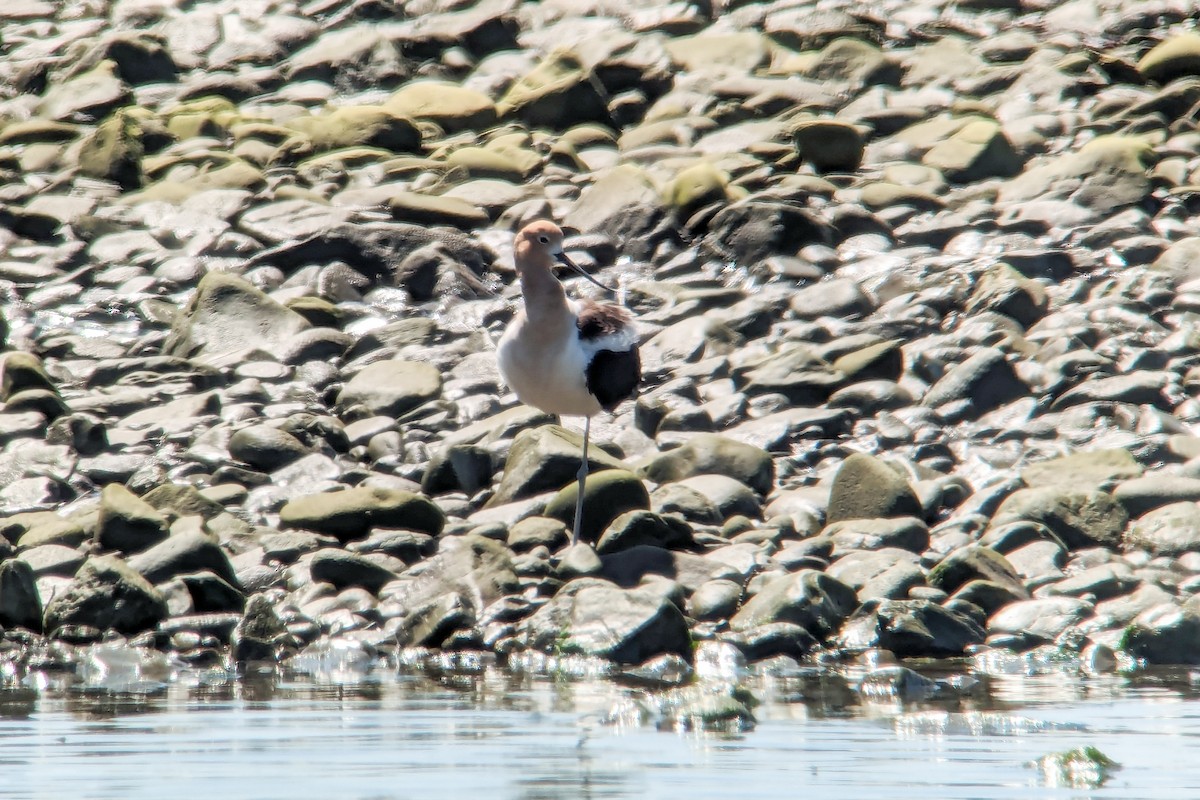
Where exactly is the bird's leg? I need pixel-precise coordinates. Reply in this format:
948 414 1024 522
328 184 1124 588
572 416 591 545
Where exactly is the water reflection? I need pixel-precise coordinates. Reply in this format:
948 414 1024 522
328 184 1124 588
4 650 1200 798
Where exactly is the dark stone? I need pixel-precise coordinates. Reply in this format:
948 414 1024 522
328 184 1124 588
990 487 1128 550
635 434 775 496
949 579 1026 616
923 348 1026 415
1052 373 1171 411
0 559 42 631
45 413 108 456
599 545 741 593
310 548 399 594
279 486 445 541
826 453 923 524
543 469 651 546
926 545 1028 597
395 591 473 648
596 510 695 554
231 594 289 662
346 529 436 564
825 516 930 554
43 556 167 635
729 570 858 640
834 598 986 657
389 535 520 646
721 622 819 661
161 271 311 364
228 425 311 472
421 444 494 495
126 532 240 588
180 571 246 613
702 201 834 267
519 578 692 664
246 222 493 285
95 483 169 554
1120 603 1200 666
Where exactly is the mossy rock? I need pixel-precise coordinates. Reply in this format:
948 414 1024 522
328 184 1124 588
290 105 421 154
636 434 775 496
164 96 239 118
95 483 169 554
544 469 651 545
295 147 395 179
547 139 587 171
831 339 904 382
130 160 266 204
387 192 489 230
963 262 1048 328
285 297 346 328
0 120 82 145
664 162 731 219
4 389 68 420
39 60 131 122
484 136 543 175
279 486 445 541
1138 33 1200 84
442 146 531 181
336 360 443 418
141 149 237 180
999 134 1154 214
387 81 497 133
0 352 57 401
142 483 226 519
15 516 90 550
921 117 1021 183
560 124 618 150
926 544 1026 596
807 37 900 85
859 182 945 211
231 121 296 145
487 425 628 506
165 112 229 140
1033 746 1118 790
729 569 858 638
596 509 694 554
497 49 611 129
663 31 770 73
78 109 145 188
990 486 1128 550
185 159 267 192
162 271 310 363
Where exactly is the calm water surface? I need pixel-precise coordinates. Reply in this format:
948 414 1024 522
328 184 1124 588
2 647 1200 800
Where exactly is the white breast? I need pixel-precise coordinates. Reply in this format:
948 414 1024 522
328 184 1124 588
496 311 604 417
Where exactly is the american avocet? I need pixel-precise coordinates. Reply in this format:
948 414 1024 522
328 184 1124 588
497 220 641 545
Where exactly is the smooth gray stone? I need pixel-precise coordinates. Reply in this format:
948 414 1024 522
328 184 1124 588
519 578 691 664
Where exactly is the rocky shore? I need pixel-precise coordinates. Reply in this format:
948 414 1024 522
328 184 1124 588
3 0 1200 719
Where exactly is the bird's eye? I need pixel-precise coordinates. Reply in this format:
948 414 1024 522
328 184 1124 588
538 235 549 244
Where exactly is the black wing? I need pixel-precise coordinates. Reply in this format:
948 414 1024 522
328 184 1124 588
586 346 641 411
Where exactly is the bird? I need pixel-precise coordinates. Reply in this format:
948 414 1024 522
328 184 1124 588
496 220 641 546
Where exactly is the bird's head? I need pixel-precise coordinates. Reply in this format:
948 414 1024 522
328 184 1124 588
513 220 615 293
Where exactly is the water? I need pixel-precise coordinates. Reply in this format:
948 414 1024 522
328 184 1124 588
3 650 1200 800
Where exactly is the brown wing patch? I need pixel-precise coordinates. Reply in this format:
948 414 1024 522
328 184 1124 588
576 301 631 341
586 345 641 411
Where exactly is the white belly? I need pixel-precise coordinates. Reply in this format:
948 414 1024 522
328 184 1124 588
496 324 602 417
